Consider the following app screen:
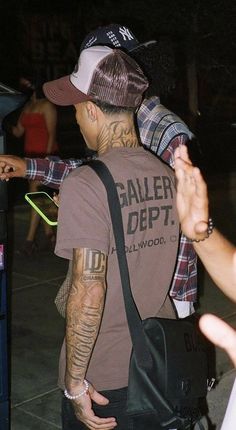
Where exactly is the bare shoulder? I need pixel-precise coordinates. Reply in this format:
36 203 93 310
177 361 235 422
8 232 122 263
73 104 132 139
40 99 57 112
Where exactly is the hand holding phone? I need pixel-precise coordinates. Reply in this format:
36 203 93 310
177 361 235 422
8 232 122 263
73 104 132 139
25 191 58 226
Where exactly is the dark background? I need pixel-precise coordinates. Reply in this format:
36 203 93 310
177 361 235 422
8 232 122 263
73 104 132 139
0 0 235 113
0 0 236 204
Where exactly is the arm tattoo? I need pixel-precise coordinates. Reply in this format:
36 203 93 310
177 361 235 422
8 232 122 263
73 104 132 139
66 248 107 386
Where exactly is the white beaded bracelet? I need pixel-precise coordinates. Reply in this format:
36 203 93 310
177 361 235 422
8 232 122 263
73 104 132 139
192 218 214 243
64 379 89 400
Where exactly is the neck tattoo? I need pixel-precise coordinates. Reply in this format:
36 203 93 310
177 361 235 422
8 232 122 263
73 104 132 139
98 120 139 153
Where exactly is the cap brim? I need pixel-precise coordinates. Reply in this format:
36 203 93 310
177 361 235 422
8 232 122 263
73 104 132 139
129 40 157 53
43 76 92 106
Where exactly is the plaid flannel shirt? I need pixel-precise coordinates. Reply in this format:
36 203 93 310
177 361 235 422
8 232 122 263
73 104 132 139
137 97 197 302
137 96 194 158
26 157 83 189
26 96 197 301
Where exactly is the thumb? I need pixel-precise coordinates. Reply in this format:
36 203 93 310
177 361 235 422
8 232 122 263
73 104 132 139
90 388 109 406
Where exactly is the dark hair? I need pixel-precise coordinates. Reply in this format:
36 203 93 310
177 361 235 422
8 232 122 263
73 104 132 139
130 38 176 98
19 73 46 99
93 99 135 115
34 84 45 99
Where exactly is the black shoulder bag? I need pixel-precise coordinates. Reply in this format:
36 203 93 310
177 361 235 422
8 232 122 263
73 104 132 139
89 160 208 430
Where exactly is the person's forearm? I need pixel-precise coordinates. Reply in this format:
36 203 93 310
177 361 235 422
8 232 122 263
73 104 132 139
26 158 82 189
46 134 56 154
25 158 57 184
65 248 107 393
194 229 236 302
46 139 54 154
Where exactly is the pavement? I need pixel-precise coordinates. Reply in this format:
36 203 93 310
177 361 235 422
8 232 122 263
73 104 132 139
6 169 236 430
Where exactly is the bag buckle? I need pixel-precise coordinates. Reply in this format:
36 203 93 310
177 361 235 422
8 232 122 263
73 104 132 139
207 378 216 391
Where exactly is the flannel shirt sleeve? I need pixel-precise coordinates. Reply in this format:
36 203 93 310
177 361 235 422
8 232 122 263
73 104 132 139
169 233 198 302
25 157 83 189
161 135 188 168
160 136 198 302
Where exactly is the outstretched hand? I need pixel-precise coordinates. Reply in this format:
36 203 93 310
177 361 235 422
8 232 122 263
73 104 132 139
0 155 27 180
200 314 236 367
174 145 209 241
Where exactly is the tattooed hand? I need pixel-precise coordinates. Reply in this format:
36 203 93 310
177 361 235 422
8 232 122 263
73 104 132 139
72 383 117 429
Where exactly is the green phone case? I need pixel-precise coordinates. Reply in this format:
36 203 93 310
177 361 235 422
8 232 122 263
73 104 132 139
25 191 58 226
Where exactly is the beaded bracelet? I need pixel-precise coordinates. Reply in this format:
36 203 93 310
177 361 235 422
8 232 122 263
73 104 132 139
192 218 214 243
64 379 89 400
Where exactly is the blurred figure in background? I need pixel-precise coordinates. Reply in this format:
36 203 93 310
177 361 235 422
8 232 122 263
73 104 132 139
12 76 58 255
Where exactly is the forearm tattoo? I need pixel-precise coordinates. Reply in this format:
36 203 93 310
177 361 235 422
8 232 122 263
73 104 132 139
98 120 139 153
66 248 107 384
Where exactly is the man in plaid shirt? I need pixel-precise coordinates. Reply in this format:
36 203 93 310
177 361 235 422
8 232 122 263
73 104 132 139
0 24 197 317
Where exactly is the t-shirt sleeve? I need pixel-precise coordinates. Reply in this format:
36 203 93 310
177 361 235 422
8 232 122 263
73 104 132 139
55 167 110 260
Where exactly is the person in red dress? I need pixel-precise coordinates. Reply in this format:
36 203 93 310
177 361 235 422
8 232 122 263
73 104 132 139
12 78 58 255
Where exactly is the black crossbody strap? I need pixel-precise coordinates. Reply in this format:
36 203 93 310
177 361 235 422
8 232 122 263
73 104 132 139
88 159 152 369
88 160 198 430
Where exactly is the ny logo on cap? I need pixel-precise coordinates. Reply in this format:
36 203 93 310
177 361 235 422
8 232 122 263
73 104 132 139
119 26 134 41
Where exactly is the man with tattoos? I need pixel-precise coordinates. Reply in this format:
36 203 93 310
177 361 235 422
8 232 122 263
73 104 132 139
0 24 196 319
43 45 180 429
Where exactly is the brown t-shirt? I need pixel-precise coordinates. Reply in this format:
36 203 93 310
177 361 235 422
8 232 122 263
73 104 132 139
55 147 179 391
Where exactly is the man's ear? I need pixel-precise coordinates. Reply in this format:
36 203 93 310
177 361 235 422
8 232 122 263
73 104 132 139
86 101 98 123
